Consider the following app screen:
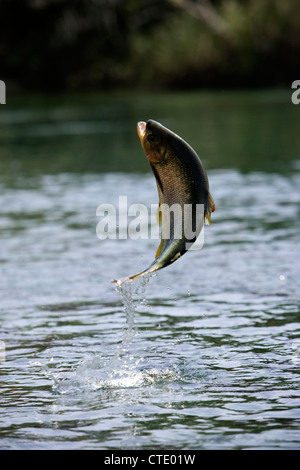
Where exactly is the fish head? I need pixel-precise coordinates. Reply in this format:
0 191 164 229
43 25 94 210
137 120 167 163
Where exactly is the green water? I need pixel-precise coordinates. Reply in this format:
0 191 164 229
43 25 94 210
0 90 299 450
1 89 299 176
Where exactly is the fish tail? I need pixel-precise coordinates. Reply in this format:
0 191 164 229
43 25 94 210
112 264 159 285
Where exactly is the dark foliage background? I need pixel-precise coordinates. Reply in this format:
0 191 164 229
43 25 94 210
0 0 299 92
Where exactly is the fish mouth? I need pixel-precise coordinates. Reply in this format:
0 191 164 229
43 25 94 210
137 121 146 140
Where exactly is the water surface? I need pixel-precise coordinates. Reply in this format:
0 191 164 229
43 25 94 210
0 90 299 449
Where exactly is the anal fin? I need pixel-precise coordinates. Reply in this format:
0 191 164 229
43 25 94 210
155 238 166 259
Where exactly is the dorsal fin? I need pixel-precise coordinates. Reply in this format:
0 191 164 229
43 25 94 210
204 192 215 226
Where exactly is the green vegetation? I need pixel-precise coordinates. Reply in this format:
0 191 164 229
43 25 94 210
0 0 299 92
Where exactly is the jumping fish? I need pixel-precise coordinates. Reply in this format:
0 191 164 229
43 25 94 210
113 119 215 284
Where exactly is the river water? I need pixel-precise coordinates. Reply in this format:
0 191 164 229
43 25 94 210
0 90 299 449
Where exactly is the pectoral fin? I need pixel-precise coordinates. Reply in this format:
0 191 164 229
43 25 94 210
155 201 166 259
156 202 162 226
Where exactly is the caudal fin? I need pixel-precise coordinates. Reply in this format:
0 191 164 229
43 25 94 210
112 264 159 285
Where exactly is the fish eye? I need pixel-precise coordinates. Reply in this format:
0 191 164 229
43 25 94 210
147 135 156 143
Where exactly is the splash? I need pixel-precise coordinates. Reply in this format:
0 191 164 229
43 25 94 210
56 353 181 394
115 274 151 348
51 274 160 394
41 273 182 394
